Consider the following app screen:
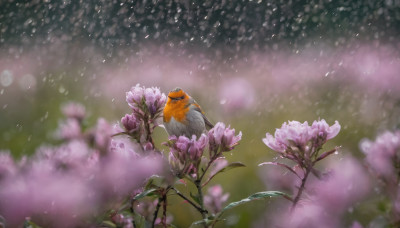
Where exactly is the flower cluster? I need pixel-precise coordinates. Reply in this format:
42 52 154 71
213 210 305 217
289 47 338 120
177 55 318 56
122 84 167 148
360 131 400 222
61 102 86 121
126 84 166 118
204 185 230 214
0 102 164 227
208 122 242 154
167 134 208 178
263 120 341 166
261 119 341 211
271 157 370 228
360 130 400 183
165 123 242 179
0 138 162 227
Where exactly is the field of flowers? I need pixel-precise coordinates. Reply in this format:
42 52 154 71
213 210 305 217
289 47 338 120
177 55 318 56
1 1 400 227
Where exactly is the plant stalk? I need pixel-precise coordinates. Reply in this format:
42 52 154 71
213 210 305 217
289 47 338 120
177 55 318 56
291 166 311 211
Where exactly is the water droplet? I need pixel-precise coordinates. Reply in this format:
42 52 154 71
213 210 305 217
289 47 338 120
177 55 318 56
220 99 227 105
325 72 330 77
59 85 65 93
18 74 36 90
0 70 13 87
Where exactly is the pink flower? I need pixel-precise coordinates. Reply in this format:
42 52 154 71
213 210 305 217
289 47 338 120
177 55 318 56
0 151 16 179
144 87 166 116
208 122 242 152
204 185 229 214
56 118 82 140
126 84 166 117
311 156 370 214
264 120 341 153
271 157 369 228
167 134 208 178
126 84 144 108
264 121 312 153
310 120 341 141
121 113 140 133
263 120 340 163
93 118 112 150
360 130 400 182
61 102 86 120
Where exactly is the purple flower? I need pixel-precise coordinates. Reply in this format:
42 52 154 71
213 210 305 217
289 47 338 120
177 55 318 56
121 113 140 133
109 137 140 158
0 151 16 179
61 102 86 120
93 118 112 150
167 134 208 178
204 185 229 214
360 130 400 184
263 120 340 163
208 157 228 178
311 156 370 213
270 157 369 228
264 120 341 153
56 118 82 140
310 120 341 141
126 84 166 117
263 121 312 153
208 122 242 153
144 87 166 116
126 84 145 109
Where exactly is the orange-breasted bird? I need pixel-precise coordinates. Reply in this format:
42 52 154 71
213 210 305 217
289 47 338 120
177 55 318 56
163 88 214 138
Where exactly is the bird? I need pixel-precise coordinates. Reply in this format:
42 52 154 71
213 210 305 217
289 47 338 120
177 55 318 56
163 87 214 138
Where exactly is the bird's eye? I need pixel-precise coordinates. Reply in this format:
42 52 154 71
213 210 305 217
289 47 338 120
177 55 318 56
169 96 185 101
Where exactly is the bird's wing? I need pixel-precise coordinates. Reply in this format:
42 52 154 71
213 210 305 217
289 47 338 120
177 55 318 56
188 98 214 129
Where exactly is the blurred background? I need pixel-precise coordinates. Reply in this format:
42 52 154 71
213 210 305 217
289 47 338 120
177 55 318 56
1 0 399 227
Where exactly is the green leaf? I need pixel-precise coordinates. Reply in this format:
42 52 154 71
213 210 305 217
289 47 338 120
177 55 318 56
145 175 169 189
23 220 43 228
133 188 158 201
215 191 291 220
190 218 212 227
203 162 246 187
101 221 117 228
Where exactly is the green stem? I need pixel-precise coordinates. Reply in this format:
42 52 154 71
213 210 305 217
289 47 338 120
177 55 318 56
291 166 311 212
171 187 207 214
195 180 208 228
151 198 162 228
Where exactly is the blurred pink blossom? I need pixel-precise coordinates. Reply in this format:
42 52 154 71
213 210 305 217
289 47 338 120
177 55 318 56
0 134 163 227
56 118 82 140
61 102 86 121
0 151 16 179
204 185 229 214
271 156 370 228
310 156 370 214
360 130 400 183
218 77 255 112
